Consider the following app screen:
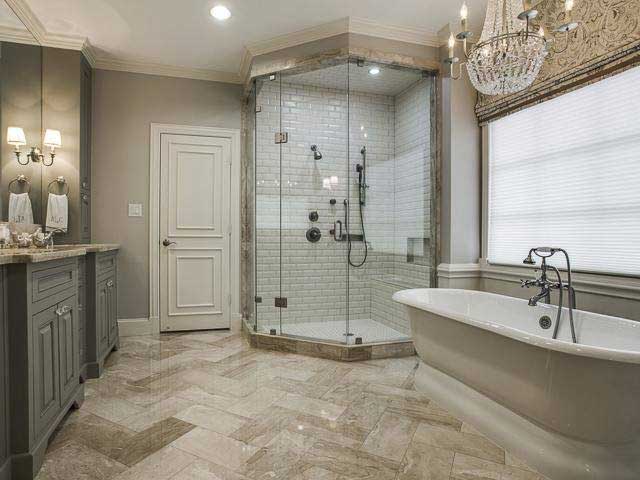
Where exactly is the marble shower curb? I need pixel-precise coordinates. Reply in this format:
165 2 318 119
242 320 415 362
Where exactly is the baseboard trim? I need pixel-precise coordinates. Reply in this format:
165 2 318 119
118 317 159 337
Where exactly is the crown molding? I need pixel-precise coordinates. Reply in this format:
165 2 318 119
348 17 442 47
94 57 242 84
0 25 39 45
246 17 349 57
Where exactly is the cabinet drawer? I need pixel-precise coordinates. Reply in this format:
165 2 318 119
96 253 116 278
32 261 77 304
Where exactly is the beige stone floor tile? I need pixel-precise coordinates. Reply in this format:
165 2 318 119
275 393 347 421
171 427 260 470
239 430 317 480
397 443 454 480
174 385 239 410
360 411 419 461
337 392 388 432
170 459 250 479
35 442 127 480
115 417 196 466
450 453 546 480
112 445 197 480
413 424 505 464
82 391 146 423
304 439 400 480
285 415 364 449
322 380 368 406
119 396 195 432
231 406 300 447
225 386 288 418
47 412 135 460
267 375 334 399
174 404 247 434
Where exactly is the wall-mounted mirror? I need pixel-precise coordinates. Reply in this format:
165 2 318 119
0 0 43 228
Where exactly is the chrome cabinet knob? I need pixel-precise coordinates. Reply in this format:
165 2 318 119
162 239 176 247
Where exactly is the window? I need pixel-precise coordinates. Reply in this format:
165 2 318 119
487 66 640 276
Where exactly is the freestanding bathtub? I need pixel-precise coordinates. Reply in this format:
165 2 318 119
393 288 640 480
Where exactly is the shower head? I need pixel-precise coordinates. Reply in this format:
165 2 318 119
310 145 322 160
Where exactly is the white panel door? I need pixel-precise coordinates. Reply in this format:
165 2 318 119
160 133 231 331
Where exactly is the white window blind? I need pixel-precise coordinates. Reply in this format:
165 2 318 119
488 66 640 276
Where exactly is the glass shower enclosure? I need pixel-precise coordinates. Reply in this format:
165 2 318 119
246 57 436 345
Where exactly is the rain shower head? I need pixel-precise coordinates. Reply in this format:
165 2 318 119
311 145 322 160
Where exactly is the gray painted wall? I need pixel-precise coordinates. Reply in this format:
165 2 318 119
91 70 242 319
439 46 481 266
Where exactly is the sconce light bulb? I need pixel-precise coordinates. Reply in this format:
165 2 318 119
460 2 468 21
565 0 574 12
538 26 545 37
448 33 456 49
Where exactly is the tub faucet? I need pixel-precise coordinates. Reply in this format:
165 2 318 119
521 247 577 344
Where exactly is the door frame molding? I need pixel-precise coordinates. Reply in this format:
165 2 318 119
149 123 241 333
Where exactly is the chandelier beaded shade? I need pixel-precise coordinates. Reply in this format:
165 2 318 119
446 0 580 96
467 0 547 95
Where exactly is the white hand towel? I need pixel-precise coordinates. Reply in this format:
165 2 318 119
8 192 34 224
46 193 68 233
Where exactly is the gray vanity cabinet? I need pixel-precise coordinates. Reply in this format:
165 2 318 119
85 251 119 378
7 258 84 480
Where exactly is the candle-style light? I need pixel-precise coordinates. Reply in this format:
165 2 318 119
460 2 468 30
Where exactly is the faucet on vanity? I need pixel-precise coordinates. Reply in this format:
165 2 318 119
521 247 578 344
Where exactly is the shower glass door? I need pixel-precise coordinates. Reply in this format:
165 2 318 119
279 60 350 343
254 75 282 335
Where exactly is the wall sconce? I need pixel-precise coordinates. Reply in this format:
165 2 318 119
7 126 27 164
43 129 62 166
6 127 61 166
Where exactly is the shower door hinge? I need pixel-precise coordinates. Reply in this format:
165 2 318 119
254 296 262 304
255 105 262 113
275 297 288 308
275 132 288 144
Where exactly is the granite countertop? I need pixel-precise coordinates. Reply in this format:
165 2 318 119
0 243 120 265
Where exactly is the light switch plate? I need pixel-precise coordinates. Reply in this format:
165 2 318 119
128 203 143 217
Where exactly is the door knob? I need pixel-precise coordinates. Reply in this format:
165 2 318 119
162 239 176 247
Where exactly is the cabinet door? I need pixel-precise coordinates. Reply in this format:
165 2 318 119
97 278 109 355
32 306 60 438
107 277 117 345
58 298 79 405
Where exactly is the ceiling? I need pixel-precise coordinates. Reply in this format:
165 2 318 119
7 0 488 81
0 0 35 43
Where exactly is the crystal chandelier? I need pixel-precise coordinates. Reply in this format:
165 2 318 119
445 0 580 96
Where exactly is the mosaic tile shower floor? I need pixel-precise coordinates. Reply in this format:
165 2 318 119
37 330 548 480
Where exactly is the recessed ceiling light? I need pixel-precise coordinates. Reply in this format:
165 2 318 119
210 5 231 20
369 67 380 76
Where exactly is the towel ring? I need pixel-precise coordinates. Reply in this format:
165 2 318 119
47 176 69 196
8 175 31 194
